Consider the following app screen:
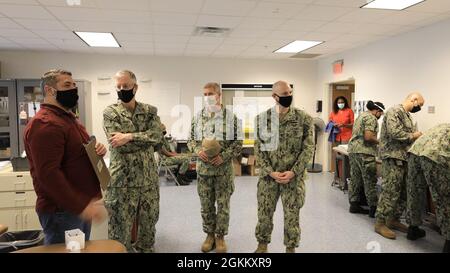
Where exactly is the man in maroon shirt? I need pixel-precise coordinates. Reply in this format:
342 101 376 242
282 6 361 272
24 69 108 245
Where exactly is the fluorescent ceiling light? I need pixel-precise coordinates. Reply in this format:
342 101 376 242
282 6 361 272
361 0 426 10
274 40 323 53
74 31 121 47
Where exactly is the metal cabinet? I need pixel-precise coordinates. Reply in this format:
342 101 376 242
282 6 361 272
0 80 19 160
0 79 91 158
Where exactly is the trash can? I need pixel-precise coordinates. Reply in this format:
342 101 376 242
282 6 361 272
0 230 44 253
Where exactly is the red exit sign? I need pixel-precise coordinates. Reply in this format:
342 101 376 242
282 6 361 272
333 60 344 74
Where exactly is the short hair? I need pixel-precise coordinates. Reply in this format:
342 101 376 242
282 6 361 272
114 70 137 84
203 82 221 94
40 69 72 95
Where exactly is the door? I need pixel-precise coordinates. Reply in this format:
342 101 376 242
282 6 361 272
329 83 355 172
0 80 19 159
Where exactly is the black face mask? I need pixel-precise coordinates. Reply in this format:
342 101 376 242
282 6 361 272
410 105 421 113
56 88 79 109
117 88 135 103
275 94 293 108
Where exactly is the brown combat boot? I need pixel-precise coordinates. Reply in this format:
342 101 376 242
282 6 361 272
215 235 227 253
254 243 268 253
387 219 408 233
375 221 396 239
201 233 215 253
286 247 295 253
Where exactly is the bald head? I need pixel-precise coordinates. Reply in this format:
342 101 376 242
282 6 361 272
272 80 293 109
272 81 292 96
403 92 425 113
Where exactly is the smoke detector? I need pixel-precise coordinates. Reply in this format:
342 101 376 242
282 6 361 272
193 26 231 38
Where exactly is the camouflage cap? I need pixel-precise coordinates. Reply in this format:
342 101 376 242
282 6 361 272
202 138 221 158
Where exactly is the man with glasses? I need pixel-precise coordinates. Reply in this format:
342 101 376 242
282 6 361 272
103 70 163 253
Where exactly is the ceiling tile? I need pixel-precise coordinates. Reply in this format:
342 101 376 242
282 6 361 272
65 21 152 34
14 18 68 30
184 50 212 57
33 30 77 39
377 11 439 26
349 23 405 35
202 0 257 16
153 25 194 35
313 0 367 8
153 35 190 44
196 15 243 28
408 0 450 13
329 33 382 44
266 29 309 39
152 12 198 26
188 36 224 45
410 13 450 26
0 28 39 38
124 47 154 55
150 0 204 14
0 4 54 19
120 41 154 48
294 5 354 21
229 28 271 38
93 47 125 55
0 18 24 29
185 43 219 51
153 40 186 51
303 31 341 41
9 36 50 45
221 37 257 46
336 9 396 23
248 1 308 18
238 17 286 30
37 0 97 7
0 0 39 5
95 0 150 11
314 22 358 33
278 19 326 31
114 33 153 42
215 44 249 51
47 7 152 23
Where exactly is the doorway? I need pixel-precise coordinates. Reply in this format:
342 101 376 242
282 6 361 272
328 80 355 172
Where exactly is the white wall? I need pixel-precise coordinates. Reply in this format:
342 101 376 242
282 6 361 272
0 51 317 154
316 18 450 170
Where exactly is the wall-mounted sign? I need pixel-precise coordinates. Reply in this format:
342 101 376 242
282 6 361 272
333 60 344 74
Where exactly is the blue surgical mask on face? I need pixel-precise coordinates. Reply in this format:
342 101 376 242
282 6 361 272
337 103 345 109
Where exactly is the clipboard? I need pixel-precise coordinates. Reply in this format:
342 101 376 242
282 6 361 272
83 136 110 191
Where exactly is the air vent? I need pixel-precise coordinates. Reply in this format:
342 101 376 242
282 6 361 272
289 53 322 59
193 26 231 37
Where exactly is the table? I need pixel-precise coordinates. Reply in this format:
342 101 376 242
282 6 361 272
13 239 127 253
332 146 382 191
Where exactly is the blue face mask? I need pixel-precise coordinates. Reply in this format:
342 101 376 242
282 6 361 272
337 103 345 109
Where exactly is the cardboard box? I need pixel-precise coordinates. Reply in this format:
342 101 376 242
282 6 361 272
233 158 241 176
241 155 256 166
